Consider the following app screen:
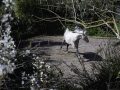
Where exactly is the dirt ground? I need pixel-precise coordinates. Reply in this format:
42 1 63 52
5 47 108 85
27 36 118 78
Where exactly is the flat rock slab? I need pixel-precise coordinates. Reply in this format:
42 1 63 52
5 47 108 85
29 36 118 78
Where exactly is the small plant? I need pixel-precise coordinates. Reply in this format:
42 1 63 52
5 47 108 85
30 54 63 89
0 49 63 90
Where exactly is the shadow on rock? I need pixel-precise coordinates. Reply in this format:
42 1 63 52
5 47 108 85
31 40 65 47
17 40 65 48
79 52 103 61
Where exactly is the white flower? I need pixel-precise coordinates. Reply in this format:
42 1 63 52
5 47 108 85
31 77 35 83
40 78 43 82
36 56 39 59
2 57 5 61
45 65 50 69
22 80 24 85
0 65 7 76
32 54 36 57
40 72 43 76
25 50 30 54
40 61 44 64
39 65 43 68
1 14 9 23
10 0 13 3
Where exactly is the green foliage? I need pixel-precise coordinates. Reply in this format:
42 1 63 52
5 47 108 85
13 0 120 37
11 0 120 41
13 0 65 40
14 0 34 19
87 27 115 37
87 28 100 36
